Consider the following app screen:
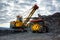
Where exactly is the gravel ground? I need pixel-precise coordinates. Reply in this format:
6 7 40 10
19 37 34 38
0 32 60 40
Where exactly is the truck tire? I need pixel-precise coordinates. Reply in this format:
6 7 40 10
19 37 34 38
42 26 48 33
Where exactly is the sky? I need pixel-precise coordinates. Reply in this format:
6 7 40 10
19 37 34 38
0 0 60 28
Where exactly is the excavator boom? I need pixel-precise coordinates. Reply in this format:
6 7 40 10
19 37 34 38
24 4 39 24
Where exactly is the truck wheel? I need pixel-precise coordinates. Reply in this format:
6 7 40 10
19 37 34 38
31 23 42 33
46 27 49 32
42 27 47 33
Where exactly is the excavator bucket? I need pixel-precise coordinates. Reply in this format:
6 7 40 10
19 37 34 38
33 4 39 10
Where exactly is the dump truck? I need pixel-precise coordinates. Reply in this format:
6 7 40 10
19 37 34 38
29 16 48 33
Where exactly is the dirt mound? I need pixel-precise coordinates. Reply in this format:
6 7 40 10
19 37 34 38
44 12 60 33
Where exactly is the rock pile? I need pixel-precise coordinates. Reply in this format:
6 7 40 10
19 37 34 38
44 12 60 33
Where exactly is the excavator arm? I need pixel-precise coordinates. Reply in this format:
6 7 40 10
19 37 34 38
24 4 39 24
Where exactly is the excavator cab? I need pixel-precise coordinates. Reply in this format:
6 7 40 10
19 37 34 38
17 15 22 22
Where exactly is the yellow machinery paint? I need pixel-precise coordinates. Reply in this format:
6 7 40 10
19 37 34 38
31 23 42 31
15 20 23 27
